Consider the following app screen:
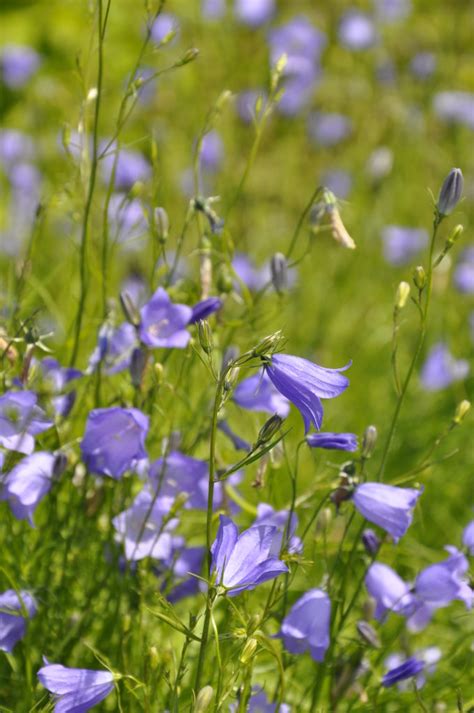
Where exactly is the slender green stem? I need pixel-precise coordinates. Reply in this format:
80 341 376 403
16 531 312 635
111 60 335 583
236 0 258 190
286 185 322 261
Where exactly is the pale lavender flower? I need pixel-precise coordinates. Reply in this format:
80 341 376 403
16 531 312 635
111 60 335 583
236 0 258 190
200 130 224 173
233 369 290 418
151 13 179 44
230 689 290 712
234 0 275 27
382 657 424 688
108 194 147 247
381 225 428 265
353 483 422 542
463 521 474 555
0 129 34 167
420 343 469 391
308 113 352 147
410 52 436 80
232 253 269 291
374 0 412 23
1 45 40 88
264 353 350 433
81 407 149 479
211 515 288 595
321 169 352 199
0 390 53 455
338 11 377 51
0 590 36 652
37 662 115 712
87 322 138 375
280 589 331 661
202 0 225 20
139 287 192 349
166 545 205 602
433 91 474 130
306 432 358 451
365 562 416 620
1 452 56 524
414 546 473 611
454 247 474 294
253 503 302 554
101 146 152 190
39 357 82 418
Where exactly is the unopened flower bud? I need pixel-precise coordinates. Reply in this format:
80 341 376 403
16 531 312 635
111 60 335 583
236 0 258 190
362 528 380 556
53 452 68 479
437 168 463 217
413 265 426 291
181 47 199 65
224 366 239 393
215 89 232 113
120 291 140 327
361 426 377 458
270 252 288 294
252 331 283 358
356 620 381 648
130 348 147 388
239 638 258 665
198 320 213 355
446 224 464 247
193 686 214 712
155 207 169 243
148 646 159 670
453 399 470 425
395 281 410 310
256 414 283 447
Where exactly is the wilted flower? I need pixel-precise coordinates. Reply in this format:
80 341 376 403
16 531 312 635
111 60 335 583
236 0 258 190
81 407 149 479
437 168 463 217
0 451 56 524
338 11 377 50
264 353 350 433
0 590 36 652
37 662 115 712
306 432 358 451
353 482 422 541
279 589 331 661
365 562 416 620
463 520 474 555
420 342 469 391
234 0 275 27
381 225 428 265
253 503 303 554
0 390 53 455
140 287 192 349
1 44 40 88
382 657 424 688
210 515 288 595
233 369 290 418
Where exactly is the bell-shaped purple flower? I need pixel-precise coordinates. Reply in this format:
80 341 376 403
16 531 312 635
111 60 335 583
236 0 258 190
253 503 302 555
211 515 288 596
382 657 424 688
166 545 205 603
454 247 474 294
420 342 469 391
415 546 473 610
87 322 138 375
365 562 416 620
384 647 441 690
433 91 474 130
280 589 331 662
37 662 115 712
0 390 53 455
81 407 149 479
230 689 290 712
308 112 352 147
0 590 36 652
352 482 422 542
264 353 350 433
189 296 223 324
139 287 192 349
101 145 151 191
0 451 56 524
233 369 290 418
463 520 474 555
306 432 358 451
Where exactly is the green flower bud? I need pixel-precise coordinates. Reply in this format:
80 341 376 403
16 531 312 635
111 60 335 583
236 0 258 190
198 320 213 355
239 638 258 665
453 400 470 425
361 426 377 458
437 168 463 217
413 265 426 291
256 414 283 447
395 281 410 310
193 686 214 712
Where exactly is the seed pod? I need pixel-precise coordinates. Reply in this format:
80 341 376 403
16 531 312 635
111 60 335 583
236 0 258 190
239 638 258 665
198 320 213 355
453 399 470 425
120 291 140 327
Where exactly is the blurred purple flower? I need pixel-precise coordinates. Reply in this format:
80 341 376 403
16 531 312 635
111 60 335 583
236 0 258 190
308 113 352 147
139 287 192 349
382 657 424 688
202 0 225 20
37 662 115 712
234 0 275 27
1 452 56 524
420 342 469 391
0 390 53 455
365 562 416 620
306 432 358 451
166 545 205 602
264 353 350 433
463 521 474 555
39 357 82 418
108 194 148 247
236 89 267 123
433 91 474 130
232 253 269 291
1 45 40 88
189 296 223 324
254 502 303 554
233 369 290 418
101 146 152 191
321 169 353 200
454 247 474 294
384 647 441 690
151 13 179 44
200 130 224 173
211 515 288 595
217 420 251 451
113 487 179 561
338 11 377 51
374 0 412 23
0 590 36 652
415 546 473 611
230 689 290 713
87 322 138 375
381 225 428 265
353 483 422 542
81 407 149 479
280 589 331 661
410 52 436 80
0 130 34 168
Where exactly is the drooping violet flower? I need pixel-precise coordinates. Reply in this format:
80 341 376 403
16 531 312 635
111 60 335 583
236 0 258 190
189 296 222 324
384 647 441 690
139 287 192 349
382 657 424 688
280 589 331 661
87 322 138 375
253 503 303 555
211 515 288 595
306 432 358 451
39 357 82 418
463 521 474 555
454 247 474 294
233 369 290 418
81 407 149 479
308 112 352 147
37 662 115 712
365 562 416 620
264 353 350 433
1 45 40 88
0 390 53 455
217 420 251 452
0 590 36 652
414 546 473 610
112 487 180 561
353 483 422 542
234 0 275 27
433 91 474 130
381 225 428 265
420 342 469 391
338 11 377 51
0 452 56 524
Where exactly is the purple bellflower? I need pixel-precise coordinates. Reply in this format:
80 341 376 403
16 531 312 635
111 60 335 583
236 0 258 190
150 451 217 510
108 194 148 248
352 482 422 542
1 451 56 524
454 247 474 294
151 12 179 44
233 369 290 418
234 0 275 27
280 589 331 661
37 662 115 713
139 287 192 349
410 52 436 80
236 89 267 124
1 45 40 88
306 432 358 451
230 689 290 712
232 253 269 291
39 357 82 418
210 515 288 596
101 145 152 191
113 487 180 561
321 169 353 200
166 545 205 603
382 657 424 688
87 322 138 376
264 353 350 433
338 11 377 50
384 647 441 690
0 129 34 167
253 503 303 555
0 390 53 455
217 420 251 451
463 521 474 555
189 296 223 324
433 91 474 130
374 0 412 24
414 546 473 612
202 0 225 20
81 407 149 479
365 562 416 621
420 342 469 391
199 130 224 173
381 225 428 265
0 590 36 652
